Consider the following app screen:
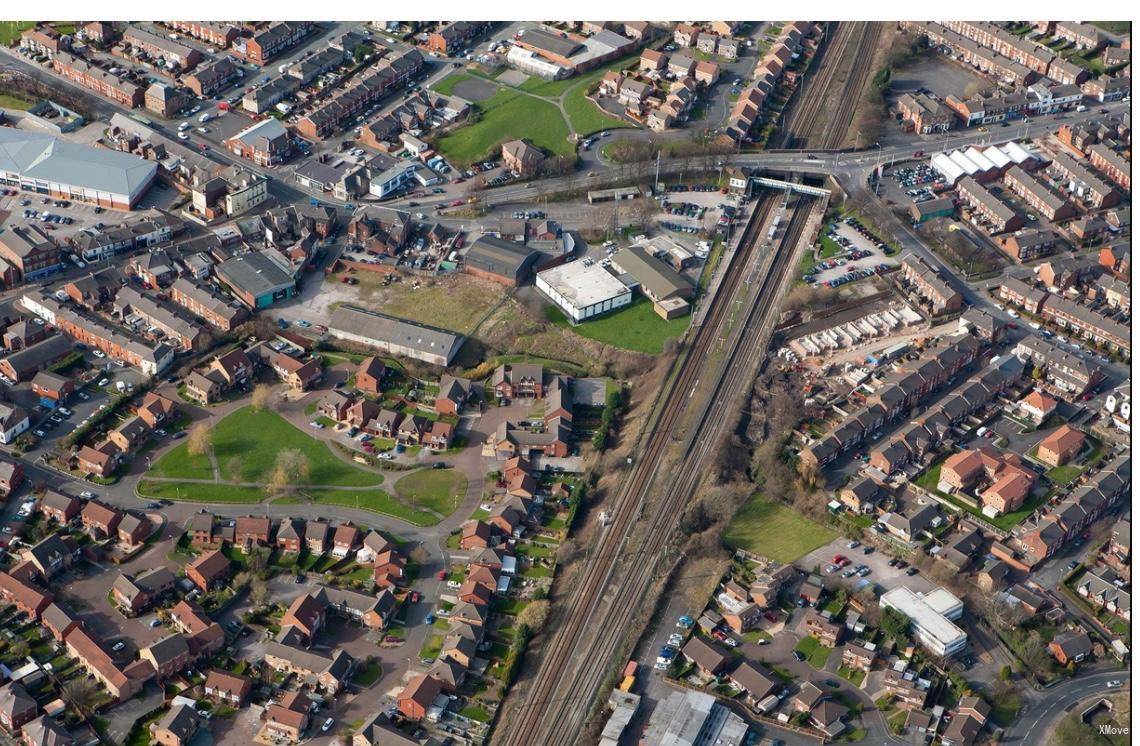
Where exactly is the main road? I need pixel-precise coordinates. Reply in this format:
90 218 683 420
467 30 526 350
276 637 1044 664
1002 670 1130 744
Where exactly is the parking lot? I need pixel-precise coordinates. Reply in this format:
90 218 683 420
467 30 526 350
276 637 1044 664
808 216 900 286
797 536 936 597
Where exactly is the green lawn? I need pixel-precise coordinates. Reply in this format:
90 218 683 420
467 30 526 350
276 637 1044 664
394 468 468 515
147 407 381 487
724 494 837 563
137 480 266 503
419 632 444 661
0 21 34 46
1089 22 1130 34
148 442 216 480
436 88 572 165
562 77 630 136
793 636 832 668
544 297 690 354
352 659 383 687
0 93 34 110
818 224 845 259
433 72 474 96
1046 463 1085 485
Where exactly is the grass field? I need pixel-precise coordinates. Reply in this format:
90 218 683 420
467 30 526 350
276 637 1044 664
147 407 381 487
394 468 467 515
724 494 837 563
436 88 572 165
562 77 630 136
363 276 501 334
0 21 34 46
544 297 690 354
138 479 439 526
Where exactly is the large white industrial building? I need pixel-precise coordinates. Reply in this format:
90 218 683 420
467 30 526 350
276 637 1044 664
881 586 967 657
536 260 633 322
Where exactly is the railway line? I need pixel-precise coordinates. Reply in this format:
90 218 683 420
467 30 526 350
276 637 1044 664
496 189 822 745
779 21 882 149
494 22 874 745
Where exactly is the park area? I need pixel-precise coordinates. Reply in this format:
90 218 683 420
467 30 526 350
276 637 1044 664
544 298 690 355
434 78 573 165
723 494 837 563
431 61 635 165
139 406 447 526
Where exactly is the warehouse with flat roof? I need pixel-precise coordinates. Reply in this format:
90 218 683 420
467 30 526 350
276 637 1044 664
0 128 157 210
536 260 633 323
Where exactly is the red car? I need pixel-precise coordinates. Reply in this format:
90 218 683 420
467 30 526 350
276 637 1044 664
832 554 844 564
410 591 421 603
450 199 464 207
437 569 447 580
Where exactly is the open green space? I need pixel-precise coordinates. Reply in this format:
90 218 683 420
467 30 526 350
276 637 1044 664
562 77 629 136
1089 22 1130 34
143 407 445 526
435 88 572 165
147 406 381 487
793 635 832 668
724 494 837 563
138 480 266 503
544 297 690 355
0 93 34 110
394 468 467 515
0 21 35 46
432 72 474 96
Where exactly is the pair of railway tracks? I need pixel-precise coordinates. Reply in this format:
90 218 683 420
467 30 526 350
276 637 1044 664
497 189 820 744
495 22 879 744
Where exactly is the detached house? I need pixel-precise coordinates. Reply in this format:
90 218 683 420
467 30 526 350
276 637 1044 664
80 500 123 539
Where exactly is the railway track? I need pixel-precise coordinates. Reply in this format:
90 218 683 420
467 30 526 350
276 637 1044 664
779 22 882 149
496 189 821 744
493 23 863 746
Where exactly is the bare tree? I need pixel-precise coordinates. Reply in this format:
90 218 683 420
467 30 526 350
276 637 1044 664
186 423 213 457
270 449 311 493
250 579 269 608
517 599 551 631
251 384 275 411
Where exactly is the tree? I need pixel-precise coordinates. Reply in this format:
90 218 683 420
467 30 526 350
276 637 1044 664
353 43 370 65
62 678 100 718
251 384 274 411
248 548 269 578
270 449 310 492
8 640 30 660
516 600 550 632
250 579 269 608
881 606 911 645
186 423 213 457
